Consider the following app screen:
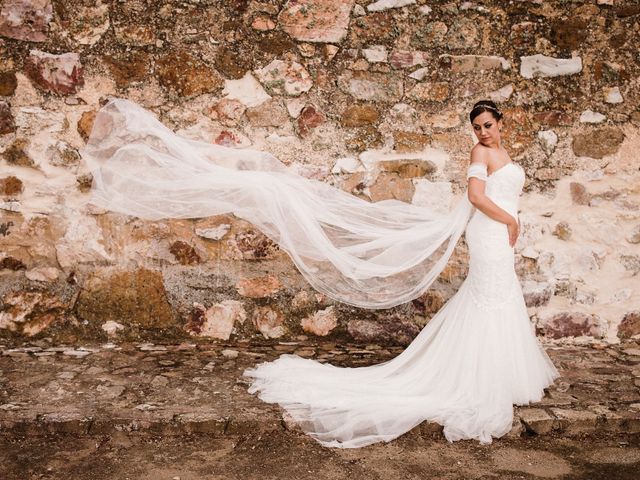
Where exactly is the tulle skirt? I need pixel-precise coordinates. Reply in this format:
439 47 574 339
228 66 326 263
244 277 560 448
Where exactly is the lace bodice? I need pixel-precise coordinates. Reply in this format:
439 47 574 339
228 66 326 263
465 162 525 311
467 162 525 217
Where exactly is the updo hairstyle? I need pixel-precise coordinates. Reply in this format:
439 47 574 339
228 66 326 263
469 100 503 123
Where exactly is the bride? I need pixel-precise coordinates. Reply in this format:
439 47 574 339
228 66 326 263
83 98 559 448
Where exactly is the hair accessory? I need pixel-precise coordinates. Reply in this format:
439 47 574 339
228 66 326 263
474 104 501 115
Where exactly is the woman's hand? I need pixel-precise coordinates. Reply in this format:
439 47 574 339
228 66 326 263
507 217 520 247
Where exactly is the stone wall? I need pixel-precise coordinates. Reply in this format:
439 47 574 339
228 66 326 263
0 0 639 345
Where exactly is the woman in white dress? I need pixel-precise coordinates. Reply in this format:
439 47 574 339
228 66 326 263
242 100 560 448
83 98 559 449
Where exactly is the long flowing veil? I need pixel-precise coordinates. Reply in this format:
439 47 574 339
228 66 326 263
82 98 473 309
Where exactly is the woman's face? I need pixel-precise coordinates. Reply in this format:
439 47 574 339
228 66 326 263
471 111 502 147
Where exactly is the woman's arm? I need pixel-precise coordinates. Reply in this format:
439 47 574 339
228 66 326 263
468 177 516 225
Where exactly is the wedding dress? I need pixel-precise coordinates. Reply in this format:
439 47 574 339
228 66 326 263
244 162 559 447
82 98 559 449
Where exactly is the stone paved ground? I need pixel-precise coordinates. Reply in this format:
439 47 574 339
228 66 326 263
1 431 639 480
1 340 639 479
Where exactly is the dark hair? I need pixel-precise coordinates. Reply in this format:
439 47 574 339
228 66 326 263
469 100 503 123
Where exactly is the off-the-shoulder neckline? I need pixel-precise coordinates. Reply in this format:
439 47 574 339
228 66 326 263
488 161 517 177
469 161 520 178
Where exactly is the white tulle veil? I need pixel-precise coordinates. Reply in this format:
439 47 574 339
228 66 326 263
82 98 474 309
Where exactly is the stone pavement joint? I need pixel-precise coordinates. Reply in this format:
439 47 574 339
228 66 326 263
1 340 639 441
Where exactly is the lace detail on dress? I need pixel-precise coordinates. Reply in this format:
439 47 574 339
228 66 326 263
464 162 523 311
466 212 517 312
467 163 488 181
467 267 518 311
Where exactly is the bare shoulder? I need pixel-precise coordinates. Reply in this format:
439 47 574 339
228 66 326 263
470 143 490 165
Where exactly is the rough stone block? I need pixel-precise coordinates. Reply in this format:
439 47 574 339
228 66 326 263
25 50 84 95
75 269 175 329
520 54 582 78
38 412 91 435
588 405 627 433
618 311 640 338
156 50 223 97
417 420 444 439
224 416 282 436
279 0 354 43
572 127 625 159
616 410 640 434
281 411 303 433
506 414 525 438
0 0 52 42
519 408 556 435
537 391 577 407
175 413 227 435
550 408 598 435
0 101 16 134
